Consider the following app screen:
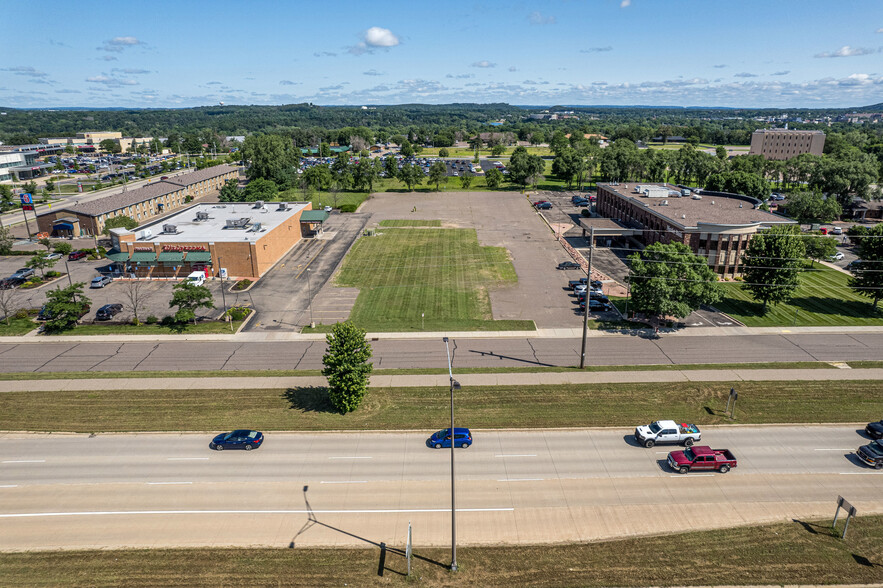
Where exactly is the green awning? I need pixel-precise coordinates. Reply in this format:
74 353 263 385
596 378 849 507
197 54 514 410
157 251 184 263
185 251 212 263
105 250 129 262
130 251 157 262
301 210 329 222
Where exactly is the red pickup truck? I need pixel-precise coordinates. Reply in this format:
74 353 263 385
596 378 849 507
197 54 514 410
667 446 737 474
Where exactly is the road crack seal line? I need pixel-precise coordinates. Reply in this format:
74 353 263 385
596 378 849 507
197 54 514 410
31 343 79 373
219 343 244 371
526 339 542 366
130 343 161 372
90 342 127 371
292 341 315 371
544 430 582 542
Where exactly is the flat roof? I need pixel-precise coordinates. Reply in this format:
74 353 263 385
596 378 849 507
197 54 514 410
137 202 311 244
599 183 795 230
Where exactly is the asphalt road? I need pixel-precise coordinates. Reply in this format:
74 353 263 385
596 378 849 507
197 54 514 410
1 331 881 373
1 426 880 550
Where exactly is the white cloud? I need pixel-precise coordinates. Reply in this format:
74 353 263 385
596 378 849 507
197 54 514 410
98 36 145 53
446 73 474 79
363 69 385 76
621 0 631 6
734 72 758 78
2 66 49 78
279 80 299 85
815 45 877 58
101 55 118 61
528 11 555 25
580 47 613 53
712 64 727 69
508 66 517 72
771 70 790 76
349 26 401 55
313 51 338 58
112 68 150 74
877 28 883 33
86 74 138 87
471 60 496 68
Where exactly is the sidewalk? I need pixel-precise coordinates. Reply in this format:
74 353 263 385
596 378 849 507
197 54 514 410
4 367 882 392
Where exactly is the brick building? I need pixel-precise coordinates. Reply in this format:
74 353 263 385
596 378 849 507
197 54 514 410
748 129 825 160
106 201 318 280
36 164 239 237
596 182 795 276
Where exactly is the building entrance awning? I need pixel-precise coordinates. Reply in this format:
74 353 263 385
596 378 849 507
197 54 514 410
130 252 157 264
185 251 212 263
105 250 130 262
157 251 184 263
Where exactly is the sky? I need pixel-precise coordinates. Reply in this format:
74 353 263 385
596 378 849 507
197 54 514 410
2 0 882 109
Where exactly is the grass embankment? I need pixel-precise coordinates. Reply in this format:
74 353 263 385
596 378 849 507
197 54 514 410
4 381 880 432
0 361 840 381
64 319 246 336
717 267 883 327
378 219 441 227
1 516 880 587
312 227 533 332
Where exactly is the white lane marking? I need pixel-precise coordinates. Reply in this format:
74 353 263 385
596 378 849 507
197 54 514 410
669 474 715 477
814 449 854 451
2 460 46 464
0 508 515 518
839 472 883 475
167 457 210 461
320 480 367 484
146 482 193 485
494 454 537 458
498 478 544 482
0 485 18 488
328 457 373 460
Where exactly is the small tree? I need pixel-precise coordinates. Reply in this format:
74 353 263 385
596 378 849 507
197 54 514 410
849 222 883 309
321 321 374 414
45 178 56 192
741 225 805 313
169 281 215 324
122 280 150 325
491 144 506 157
103 215 139 235
0 185 13 208
22 181 38 196
459 174 474 190
53 242 73 256
802 234 837 267
0 288 19 326
484 168 503 189
42 283 90 334
438 147 450 158
39 237 52 252
26 252 55 277
428 161 448 191
0 226 13 254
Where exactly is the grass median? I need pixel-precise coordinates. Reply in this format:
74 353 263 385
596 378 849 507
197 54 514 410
3 380 880 432
1 515 880 586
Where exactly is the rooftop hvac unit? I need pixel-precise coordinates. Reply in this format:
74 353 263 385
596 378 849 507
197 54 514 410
253 200 264 208
277 202 289 211
136 228 152 240
251 222 262 232
225 217 251 229
634 185 643 193
162 224 178 234
195 211 210 220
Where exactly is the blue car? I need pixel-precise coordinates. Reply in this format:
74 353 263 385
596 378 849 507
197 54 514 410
428 428 473 449
210 429 264 451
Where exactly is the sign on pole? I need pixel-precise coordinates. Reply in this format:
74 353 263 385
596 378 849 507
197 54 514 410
406 520 413 576
833 496 857 539
726 388 738 419
20 193 34 211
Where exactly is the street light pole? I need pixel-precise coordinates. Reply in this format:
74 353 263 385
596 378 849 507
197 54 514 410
217 257 231 333
443 336 460 572
306 268 314 328
579 226 595 369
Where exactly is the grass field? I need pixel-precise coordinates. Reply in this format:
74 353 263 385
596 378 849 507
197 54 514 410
378 219 441 227
58 319 247 336
717 267 883 327
329 227 533 332
0 317 39 336
4 381 879 432
0 516 880 587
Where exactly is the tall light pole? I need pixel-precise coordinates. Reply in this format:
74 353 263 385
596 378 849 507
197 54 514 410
579 226 595 369
306 268 314 328
443 336 460 572
217 257 231 333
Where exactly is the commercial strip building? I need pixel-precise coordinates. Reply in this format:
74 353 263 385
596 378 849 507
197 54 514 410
0 150 54 181
595 182 796 276
106 201 325 280
748 129 825 160
36 164 239 237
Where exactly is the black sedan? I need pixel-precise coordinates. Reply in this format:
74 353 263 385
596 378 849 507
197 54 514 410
96 303 123 321
210 429 264 451
557 261 581 270
866 420 883 439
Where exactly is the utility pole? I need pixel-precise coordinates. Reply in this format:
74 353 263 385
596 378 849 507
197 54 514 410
443 337 460 572
579 227 595 369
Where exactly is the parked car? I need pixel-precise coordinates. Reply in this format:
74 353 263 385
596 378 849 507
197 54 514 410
324 206 333 212
829 251 844 261
210 429 264 451
68 251 89 261
865 420 883 439
46 252 63 261
568 278 588 290
10 268 35 280
534 201 552 210
427 427 473 449
95 303 123 321
0 277 25 290
573 198 589 206
635 421 701 448
90 275 112 288
831 226 843 235
855 439 883 469
667 446 737 474
580 298 612 312
557 261 581 270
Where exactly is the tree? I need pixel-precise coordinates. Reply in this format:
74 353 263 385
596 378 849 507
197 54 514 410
99 139 121 154
219 179 242 202
552 147 579 188
42 283 90 334
122 280 150 325
22 181 38 196
428 161 448 191
103 215 139 235
507 146 544 187
627 242 721 328
303 164 332 193
0 226 13 254
459 174 474 189
438 147 450 158
549 130 569 155
784 192 842 223
52 242 73 256
0 287 18 326
169 282 214 324
400 140 414 158
848 222 883 309
741 225 805 313
491 144 506 157
44 178 56 192
39 237 52 251
241 134 299 185
397 163 423 191
715 145 728 161
484 167 503 189
383 155 398 180
26 252 55 277
705 170 769 200
321 321 374 414
242 178 278 201
802 234 837 267
0 185 13 208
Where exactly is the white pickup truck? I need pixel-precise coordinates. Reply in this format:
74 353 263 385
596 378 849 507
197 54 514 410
634 420 701 448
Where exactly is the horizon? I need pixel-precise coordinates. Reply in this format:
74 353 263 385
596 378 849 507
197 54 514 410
3 0 883 110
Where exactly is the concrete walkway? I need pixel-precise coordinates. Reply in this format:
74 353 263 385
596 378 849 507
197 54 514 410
4 367 882 392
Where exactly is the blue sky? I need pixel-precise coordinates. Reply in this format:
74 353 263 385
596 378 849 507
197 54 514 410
2 0 882 109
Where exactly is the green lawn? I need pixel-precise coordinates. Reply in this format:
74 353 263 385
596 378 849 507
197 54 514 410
1 516 880 586
3 381 879 433
716 267 883 327
327 227 534 332
0 317 38 336
378 219 441 227
58 319 246 336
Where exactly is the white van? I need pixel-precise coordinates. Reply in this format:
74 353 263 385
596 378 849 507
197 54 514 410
186 271 205 286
